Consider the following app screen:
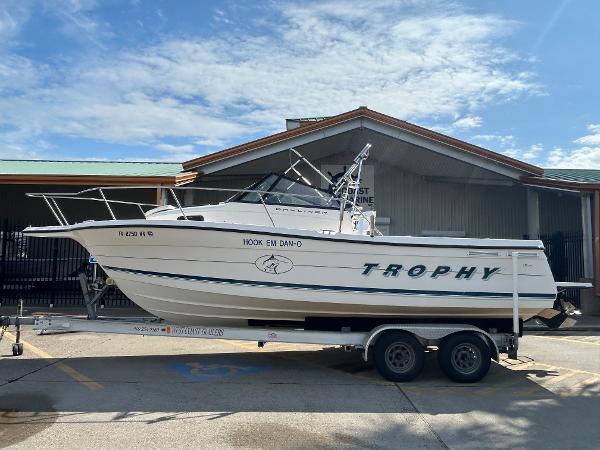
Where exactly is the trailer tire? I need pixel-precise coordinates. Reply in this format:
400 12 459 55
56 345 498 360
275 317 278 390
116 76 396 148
12 343 23 356
374 331 424 382
438 332 491 383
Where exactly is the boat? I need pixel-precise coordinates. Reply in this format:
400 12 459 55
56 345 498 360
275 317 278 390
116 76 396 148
23 144 559 331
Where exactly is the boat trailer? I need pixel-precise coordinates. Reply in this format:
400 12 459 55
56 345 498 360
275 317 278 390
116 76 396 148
0 252 590 383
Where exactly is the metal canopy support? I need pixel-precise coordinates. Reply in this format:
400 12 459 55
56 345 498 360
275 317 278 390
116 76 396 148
510 251 520 358
594 190 600 296
511 252 520 336
581 193 594 278
526 188 540 239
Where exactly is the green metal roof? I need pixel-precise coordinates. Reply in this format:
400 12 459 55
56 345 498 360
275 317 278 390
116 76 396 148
541 169 600 184
0 160 185 177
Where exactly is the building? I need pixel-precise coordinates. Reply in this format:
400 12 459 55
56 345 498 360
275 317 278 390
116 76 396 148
1 107 598 313
0 160 197 224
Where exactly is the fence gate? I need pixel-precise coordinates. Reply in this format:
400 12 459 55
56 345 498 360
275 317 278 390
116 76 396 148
0 219 133 308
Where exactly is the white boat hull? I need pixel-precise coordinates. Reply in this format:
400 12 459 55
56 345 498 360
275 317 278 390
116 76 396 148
25 220 557 327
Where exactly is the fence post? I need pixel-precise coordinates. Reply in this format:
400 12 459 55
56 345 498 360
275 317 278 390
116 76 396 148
0 218 7 307
555 232 566 281
50 239 58 308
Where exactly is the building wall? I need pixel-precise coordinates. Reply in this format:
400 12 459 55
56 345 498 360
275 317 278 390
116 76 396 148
189 152 534 239
183 150 583 240
313 152 530 238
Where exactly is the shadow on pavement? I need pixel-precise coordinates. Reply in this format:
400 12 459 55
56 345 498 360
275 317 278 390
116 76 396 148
1 348 599 449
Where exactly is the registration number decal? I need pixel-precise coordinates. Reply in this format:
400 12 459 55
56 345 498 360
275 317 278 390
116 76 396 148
117 230 154 237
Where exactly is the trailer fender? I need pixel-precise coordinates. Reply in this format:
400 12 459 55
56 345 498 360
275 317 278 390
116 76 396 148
362 324 500 362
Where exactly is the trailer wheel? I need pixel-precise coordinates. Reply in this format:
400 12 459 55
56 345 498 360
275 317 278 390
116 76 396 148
12 343 23 356
438 332 491 383
374 331 424 382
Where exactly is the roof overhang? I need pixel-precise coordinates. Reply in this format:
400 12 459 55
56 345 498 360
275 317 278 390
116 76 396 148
0 171 199 186
522 176 596 193
183 107 543 180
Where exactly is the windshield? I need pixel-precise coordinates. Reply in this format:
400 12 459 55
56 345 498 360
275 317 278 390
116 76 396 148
231 174 341 209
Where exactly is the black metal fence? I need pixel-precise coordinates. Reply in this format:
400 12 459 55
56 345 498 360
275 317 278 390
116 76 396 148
0 219 132 308
541 231 585 307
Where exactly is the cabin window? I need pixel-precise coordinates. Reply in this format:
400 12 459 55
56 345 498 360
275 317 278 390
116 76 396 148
231 174 341 209
178 215 204 221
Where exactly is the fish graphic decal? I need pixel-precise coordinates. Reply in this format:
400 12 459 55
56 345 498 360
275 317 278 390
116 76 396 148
255 254 294 274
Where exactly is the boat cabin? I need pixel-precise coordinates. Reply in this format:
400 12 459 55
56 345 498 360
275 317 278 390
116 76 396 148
146 172 369 234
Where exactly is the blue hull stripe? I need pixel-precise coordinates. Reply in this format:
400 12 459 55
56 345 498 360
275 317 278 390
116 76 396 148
105 265 556 300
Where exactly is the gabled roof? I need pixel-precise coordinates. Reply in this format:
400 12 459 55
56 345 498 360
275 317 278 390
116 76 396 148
183 107 544 176
0 160 197 185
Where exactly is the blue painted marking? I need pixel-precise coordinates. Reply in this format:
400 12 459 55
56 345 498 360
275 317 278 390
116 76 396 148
170 357 268 381
88 256 97 264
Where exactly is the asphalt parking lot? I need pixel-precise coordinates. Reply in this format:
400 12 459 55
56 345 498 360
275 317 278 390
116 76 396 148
1 326 599 449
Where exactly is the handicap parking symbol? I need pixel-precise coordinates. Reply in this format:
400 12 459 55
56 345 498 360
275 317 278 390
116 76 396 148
171 357 268 381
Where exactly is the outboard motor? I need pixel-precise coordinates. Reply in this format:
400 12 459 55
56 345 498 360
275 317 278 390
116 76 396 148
531 288 581 329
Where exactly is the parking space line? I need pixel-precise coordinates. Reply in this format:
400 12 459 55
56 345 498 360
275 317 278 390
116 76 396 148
577 336 600 342
530 335 600 346
534 362 600 377
540 370 579 386
218 339 257 351
3 331 103 391
559 377 600 396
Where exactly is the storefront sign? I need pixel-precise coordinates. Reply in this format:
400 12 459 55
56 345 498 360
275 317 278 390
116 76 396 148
320 165 375 209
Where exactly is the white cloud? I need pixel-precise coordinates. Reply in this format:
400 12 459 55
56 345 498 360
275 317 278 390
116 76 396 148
544 124 600 168
452 116 483 130
0 1 31 48
574 124 600 146
155 143 195 153
471 134 516 147
154 143 197 161
0 0 541 160
470 134 543 163
521 143 543 161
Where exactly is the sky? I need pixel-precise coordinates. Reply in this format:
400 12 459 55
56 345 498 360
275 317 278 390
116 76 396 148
0 0 598 168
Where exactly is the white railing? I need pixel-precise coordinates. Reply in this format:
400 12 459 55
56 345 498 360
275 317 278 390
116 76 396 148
26 142 381 235
26 185 340 227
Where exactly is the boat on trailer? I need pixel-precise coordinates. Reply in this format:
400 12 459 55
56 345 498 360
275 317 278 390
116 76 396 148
11 143 583 383
23 143 557 329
